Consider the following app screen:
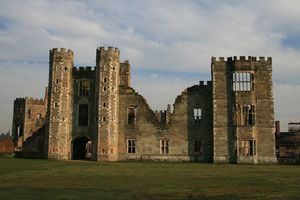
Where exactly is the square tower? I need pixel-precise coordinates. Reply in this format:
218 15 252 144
211 56 277 164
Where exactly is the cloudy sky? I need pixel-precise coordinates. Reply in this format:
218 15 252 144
0 0 300 133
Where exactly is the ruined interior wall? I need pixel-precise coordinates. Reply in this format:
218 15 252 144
12 98 26 148
118 83 213 162
120 61 131 87
12 97 46 149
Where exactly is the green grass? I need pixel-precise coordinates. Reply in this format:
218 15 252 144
0 158 299 200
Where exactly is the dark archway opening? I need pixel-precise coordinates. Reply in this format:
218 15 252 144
72 137 92 160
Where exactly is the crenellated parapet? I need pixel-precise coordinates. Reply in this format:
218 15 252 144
73 66 95 78
25 97 46 105
211 56 272 71
97 46 120 53
212 56 272 62
50 48 73 54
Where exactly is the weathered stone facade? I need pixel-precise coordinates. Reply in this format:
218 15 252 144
12 46 277 164
12 94 47 148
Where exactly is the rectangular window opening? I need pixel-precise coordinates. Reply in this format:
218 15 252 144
127 139 136 154
234 104 255 126
160 140 169 154
194 140 202 154
193 108 202 126
128 107 136 125
79 80 90 96
78 104 89 126
238 139 256 156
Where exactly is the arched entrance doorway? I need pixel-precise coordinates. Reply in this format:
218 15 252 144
72 136 92 160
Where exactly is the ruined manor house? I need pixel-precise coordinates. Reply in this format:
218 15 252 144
12 46 277 164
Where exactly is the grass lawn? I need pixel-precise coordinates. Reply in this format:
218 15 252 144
0 158 299 200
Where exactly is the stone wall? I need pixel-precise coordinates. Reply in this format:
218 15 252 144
212 56 277 164
118 82 213 161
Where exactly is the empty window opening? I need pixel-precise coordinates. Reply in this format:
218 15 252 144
102 117 106 122
79 80 90 96
78 104 89 126
160 140 169 154
128 107 136 125
54 102 58 108
238 140 256 156
127 139 136 154
64 67 68 71
56 79 59 84
104 78 107 82
17 124 23 137
233 104 255 126
36 113 41 119
194 140 202 154
103 103 106 108
194 108 202 126
232 72 253 92
103 87 107 92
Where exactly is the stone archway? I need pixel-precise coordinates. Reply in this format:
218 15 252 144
72 136 92 160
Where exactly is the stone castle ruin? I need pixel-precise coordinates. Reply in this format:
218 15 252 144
12 46 277 164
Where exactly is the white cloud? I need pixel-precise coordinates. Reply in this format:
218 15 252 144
0 0 300 132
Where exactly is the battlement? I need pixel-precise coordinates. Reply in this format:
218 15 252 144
50 48 73 54
97 46 120 54
73 66 95 78
14 97 26 103
199 81 212 86
25 97 46 105
73 66 95 72
14 97 46 105
212 56 272 63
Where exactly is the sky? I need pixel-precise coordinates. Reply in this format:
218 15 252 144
0 0 300 133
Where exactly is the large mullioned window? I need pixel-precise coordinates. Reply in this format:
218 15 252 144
232 72 253 92
238 140 256 156
233 104 255 126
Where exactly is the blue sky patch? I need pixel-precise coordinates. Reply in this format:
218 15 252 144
132 68 210 80
0 17 11 30
282 34 300 50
